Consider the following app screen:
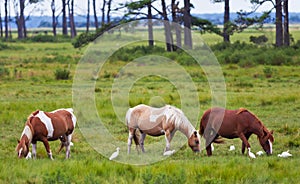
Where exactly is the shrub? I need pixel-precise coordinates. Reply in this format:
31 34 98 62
263 66 275 78
250 35 268 45
54 68 70 80
0 67 9 78
30 35 57 42
0 43 9 50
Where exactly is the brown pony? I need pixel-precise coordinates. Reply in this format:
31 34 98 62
199 107 274 156
16 108 76 159
126 104 200 154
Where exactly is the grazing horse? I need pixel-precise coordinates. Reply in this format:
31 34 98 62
199 107 274 156
16 108 76 159
126 104 200 154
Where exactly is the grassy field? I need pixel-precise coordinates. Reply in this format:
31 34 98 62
0 29 300 183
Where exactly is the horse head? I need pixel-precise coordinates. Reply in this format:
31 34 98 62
16 139 29 158
259 128 274 155
188 131 201 152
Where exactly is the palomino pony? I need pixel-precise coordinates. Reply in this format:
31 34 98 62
199 107 274 156
126 104 200 154
16 108 76 159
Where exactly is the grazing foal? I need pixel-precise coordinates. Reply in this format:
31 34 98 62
16 108 76 159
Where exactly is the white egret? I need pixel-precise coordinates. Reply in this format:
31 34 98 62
109 147 120 160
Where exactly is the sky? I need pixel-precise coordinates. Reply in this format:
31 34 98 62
3 0 300 17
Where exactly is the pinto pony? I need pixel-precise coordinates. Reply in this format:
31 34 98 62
126 104 200 154
16 108 76 159
200 107 274 156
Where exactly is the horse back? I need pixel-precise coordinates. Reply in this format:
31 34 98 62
30 109 75 141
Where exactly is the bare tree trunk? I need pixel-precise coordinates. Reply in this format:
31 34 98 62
101 0 106 26
172 0 181 49
17 0 25 39
283 0 289 46
62 0 68 35
4 0 9 39
223 0 230 42
68 0 76 38
93 0 99 29
275 0 283 47
161 0 173 52
147 2 154 47
183 0 192 49
51 0 57 36
23 14 27 38
86 0 90 32
0 10 3 37
107 0 112 24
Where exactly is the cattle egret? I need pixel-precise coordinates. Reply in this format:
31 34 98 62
278 150 292 158
229 145 235 151
109 147 120 160
26 152 32 160
256 151 264 156
248 148 256 159
163 150 175 156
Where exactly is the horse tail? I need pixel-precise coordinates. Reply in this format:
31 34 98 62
133 129 140 146
199 109 210 136
213 137 225 144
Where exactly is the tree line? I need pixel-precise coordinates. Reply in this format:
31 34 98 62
0 0 294 48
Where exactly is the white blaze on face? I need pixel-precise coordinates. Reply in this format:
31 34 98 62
268 139 273 154
18 148 23 157
36 111 54 138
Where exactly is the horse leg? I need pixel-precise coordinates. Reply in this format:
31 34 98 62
164 130 173 152
65 134 73 159
241 135 251 154
41 138 53 160
239 133 251 154
206 142 212 156
127 128 135 154
140 133 146 153
58 135 67 153
32 142 37 159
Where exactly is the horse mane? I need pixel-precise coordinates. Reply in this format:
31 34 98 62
236 108 264 126
25 110 39 134
166 106 195 137
237 108 272 140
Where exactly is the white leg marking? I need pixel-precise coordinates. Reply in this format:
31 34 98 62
127 134 133 154
48 150 54 160
32 143 37 158
65 134 72 159
165 135 170 151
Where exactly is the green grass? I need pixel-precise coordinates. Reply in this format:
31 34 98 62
1 30 300 183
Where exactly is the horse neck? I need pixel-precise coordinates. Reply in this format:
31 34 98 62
21 124 33 144
175 116 195 139
250 119 266 139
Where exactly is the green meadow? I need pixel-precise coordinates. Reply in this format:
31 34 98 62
0 28 300 183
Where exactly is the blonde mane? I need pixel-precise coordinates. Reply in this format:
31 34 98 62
164 105 196 138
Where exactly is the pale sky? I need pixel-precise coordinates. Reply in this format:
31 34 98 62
3 0 300 17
